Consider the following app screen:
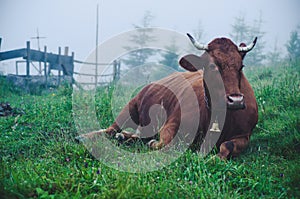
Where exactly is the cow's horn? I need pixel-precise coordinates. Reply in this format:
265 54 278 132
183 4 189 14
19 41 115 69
238 37 258 52
187 33 208 51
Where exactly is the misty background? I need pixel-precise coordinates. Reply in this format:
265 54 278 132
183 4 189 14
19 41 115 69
0 0 299 75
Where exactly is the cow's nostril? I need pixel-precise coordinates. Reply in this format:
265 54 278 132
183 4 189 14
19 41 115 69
227 94 245 109
227 94 244 102
227 96 234 103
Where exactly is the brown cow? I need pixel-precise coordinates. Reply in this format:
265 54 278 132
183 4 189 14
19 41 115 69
77 34 258 159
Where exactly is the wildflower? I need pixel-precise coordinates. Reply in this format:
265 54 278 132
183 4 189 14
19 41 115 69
66 157 70 162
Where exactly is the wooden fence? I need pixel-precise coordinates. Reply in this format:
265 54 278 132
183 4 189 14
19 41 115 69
0 41 121 88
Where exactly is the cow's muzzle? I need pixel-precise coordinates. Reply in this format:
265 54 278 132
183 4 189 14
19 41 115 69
227 94 245 109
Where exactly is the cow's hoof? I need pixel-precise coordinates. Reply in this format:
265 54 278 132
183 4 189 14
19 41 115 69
115 133 125 141
147 139 157 148
216 153 229 161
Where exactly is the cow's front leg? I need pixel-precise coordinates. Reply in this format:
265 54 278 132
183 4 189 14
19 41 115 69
148 123 178 150
75 123 121 142
218 135 250 159
76 100 140 143
75 129 107 142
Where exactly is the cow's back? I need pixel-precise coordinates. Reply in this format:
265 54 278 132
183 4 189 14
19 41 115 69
133 71 208 137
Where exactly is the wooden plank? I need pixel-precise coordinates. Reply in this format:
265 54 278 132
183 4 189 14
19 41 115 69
0 49 27 61
28 49 44 62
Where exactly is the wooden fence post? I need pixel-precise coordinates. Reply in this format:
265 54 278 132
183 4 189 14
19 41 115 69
117 60 121 80
113 60 117 82
71 52 74 85
15 61 18 75
58 47 61 84
44 46 48 89
113 60 121 82
64 47 69 56
64 47 69 78
26 41 30 77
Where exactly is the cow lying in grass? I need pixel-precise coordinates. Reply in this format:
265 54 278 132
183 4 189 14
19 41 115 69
76 34 258 159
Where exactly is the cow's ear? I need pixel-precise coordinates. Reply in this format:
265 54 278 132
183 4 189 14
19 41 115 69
179 53 211 72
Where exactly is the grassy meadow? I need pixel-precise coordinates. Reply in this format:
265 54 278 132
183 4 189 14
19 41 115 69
0 62 299 198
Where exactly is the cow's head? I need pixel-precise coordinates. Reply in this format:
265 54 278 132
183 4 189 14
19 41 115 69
179 34 257 110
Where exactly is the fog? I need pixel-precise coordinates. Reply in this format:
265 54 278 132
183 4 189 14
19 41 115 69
0 0 299 73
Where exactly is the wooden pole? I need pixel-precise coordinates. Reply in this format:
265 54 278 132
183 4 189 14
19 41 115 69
26 41 30 77
71 51 75 85
95 4 99 88
64 47 69 56
58 47 61 85
71 52 74 74
113 60 117 82
63 47 69 77
44 46 48 89
118 61 121 80
15 61 18 75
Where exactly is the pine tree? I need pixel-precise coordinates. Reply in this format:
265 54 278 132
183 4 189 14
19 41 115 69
230 15 249 43
159 37 180 71
122 11 156 68
230 13 266 66
286 29 300 62
188 21 205 54
245 13 266 66
267 39 282 66
193 21 205 43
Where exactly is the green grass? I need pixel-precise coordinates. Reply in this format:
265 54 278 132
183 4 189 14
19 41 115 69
0 61 299 198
